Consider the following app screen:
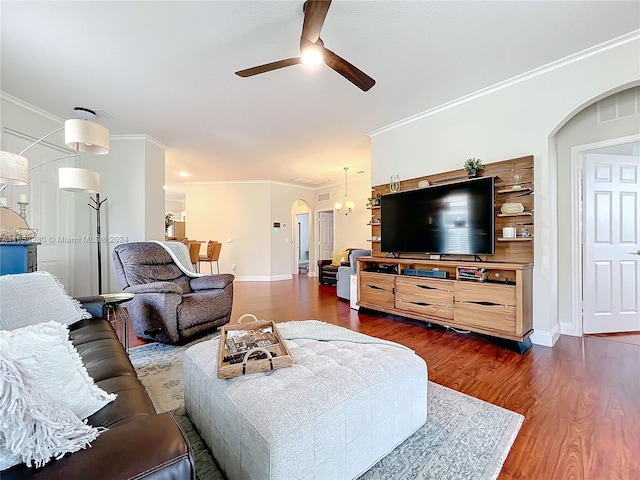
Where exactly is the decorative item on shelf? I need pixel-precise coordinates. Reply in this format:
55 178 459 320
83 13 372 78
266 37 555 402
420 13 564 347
512 172 522 189
463 158 484 178
500 202 525 214
17 202 29 219
502 226 517 239
521 226 531 238
366 194 381 208
0 226 38 242
417 180 430 188
389 174 400 193
334 167 355 215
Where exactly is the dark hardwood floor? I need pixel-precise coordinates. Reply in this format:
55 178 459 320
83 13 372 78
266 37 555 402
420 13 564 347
128 275 640 480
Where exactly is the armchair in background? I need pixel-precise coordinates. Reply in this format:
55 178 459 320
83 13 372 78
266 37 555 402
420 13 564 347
112 242 234 344
337 249 371 300
317 248 353 286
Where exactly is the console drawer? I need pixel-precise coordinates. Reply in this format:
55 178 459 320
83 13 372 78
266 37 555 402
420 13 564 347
396 277 453 304
359 272 394 308
395 277 454 318
454 303 517 334
455 281 516 306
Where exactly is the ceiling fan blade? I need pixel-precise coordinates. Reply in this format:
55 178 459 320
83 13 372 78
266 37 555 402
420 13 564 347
322 47 375 91
235 58 302 77
301 0 332 44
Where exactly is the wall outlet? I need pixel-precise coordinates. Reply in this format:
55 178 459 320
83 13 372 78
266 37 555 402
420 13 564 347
231 264 236 270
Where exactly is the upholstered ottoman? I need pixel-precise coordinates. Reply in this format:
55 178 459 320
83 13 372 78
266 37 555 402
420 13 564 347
183 321 427 480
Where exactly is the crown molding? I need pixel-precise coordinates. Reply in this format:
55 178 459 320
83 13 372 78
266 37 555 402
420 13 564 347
186 179 317 190
369 30 640 137
0 91 64 125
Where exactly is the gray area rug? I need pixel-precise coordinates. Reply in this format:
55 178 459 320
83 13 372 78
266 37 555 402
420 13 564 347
130 337 523 480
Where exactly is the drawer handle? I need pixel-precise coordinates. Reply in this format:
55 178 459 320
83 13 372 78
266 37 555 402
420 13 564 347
368 285 387 291
469 301 502 306
416 284 436 290
410 301 432 307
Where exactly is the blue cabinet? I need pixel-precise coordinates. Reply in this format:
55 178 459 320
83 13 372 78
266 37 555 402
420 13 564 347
0 243 39 275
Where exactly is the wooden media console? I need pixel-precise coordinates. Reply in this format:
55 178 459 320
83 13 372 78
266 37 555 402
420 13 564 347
357 257 533 353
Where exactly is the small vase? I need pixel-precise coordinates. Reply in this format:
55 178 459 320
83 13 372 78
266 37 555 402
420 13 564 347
467 169 477 178
390 175 400 192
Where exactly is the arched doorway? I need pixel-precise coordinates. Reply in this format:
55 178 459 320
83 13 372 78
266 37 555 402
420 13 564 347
291 199 311 275
554 86 640 336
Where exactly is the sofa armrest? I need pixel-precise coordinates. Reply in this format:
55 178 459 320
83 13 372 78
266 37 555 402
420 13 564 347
3 413 195 480
75 296 106 318
124 282 183 295
190 273 235 291
317 259 332 268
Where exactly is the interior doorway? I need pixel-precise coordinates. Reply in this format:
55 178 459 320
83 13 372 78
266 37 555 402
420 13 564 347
291 199 310 275
296 212 310 273
572 136 640 334
316 209 334 264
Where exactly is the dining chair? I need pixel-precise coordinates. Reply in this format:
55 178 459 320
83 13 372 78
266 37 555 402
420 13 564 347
198 240 222 274
187 242 201 270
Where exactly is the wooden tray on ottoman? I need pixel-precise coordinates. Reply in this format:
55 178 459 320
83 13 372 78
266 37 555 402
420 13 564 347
217 314 292 379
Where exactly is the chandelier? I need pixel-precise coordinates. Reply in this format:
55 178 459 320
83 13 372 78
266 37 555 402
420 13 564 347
334 166 355 215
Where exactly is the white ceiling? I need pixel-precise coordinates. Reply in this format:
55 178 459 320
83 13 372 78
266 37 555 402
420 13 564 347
2 1 639 200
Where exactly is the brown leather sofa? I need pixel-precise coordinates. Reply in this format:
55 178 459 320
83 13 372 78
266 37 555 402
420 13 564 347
3 297 195 480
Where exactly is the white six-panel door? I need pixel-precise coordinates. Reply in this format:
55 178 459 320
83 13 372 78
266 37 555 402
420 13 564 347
583 153 640 333
317 210 334 261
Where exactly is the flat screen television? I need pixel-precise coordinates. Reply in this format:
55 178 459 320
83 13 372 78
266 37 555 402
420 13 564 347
381 177 495 256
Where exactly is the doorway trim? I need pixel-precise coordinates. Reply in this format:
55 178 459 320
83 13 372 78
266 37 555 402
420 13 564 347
568 133 640 336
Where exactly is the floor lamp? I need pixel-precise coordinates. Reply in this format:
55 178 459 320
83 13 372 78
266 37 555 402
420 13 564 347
59 167 106 295
0 109 109 193
0 109 110 294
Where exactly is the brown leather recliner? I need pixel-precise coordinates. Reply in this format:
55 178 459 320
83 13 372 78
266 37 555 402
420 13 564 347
112 242 234 344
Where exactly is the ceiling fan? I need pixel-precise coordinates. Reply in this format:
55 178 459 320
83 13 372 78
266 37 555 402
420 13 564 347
235 0 375 92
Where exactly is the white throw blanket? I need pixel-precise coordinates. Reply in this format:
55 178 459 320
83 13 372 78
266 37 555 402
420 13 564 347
149 240 207 278
277 320 412 351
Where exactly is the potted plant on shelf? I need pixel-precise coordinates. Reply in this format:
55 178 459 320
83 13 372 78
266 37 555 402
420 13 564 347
464 158 484 178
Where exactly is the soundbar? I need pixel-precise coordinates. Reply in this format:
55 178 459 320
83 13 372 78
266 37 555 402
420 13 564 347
403 269 448 278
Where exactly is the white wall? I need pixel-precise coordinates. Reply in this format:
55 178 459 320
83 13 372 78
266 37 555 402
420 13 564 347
185 177 372 280
84 135 166 294
313 173 372 251
165 199 184 216
370 35 640 347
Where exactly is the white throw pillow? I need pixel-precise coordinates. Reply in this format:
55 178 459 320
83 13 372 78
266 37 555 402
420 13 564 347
0 354 103 470
0 271 91 331
0 321 116 420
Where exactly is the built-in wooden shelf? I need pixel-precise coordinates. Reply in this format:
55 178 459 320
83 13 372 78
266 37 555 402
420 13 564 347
367 206 381 210
497 236 534 242
367 222 381 226
496 187 532 194
497 211 533 217
367 239 381 243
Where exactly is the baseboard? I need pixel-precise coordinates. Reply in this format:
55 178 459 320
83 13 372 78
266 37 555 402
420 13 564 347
234 274 293 282
530 323 561 347
560 322 581 337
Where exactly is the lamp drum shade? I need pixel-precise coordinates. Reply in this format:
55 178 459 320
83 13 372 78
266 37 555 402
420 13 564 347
64 119 110 155
0 152 29 185
58 167 100 193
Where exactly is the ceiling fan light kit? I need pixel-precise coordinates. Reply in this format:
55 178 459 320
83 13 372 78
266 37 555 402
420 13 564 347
235 0 375 91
